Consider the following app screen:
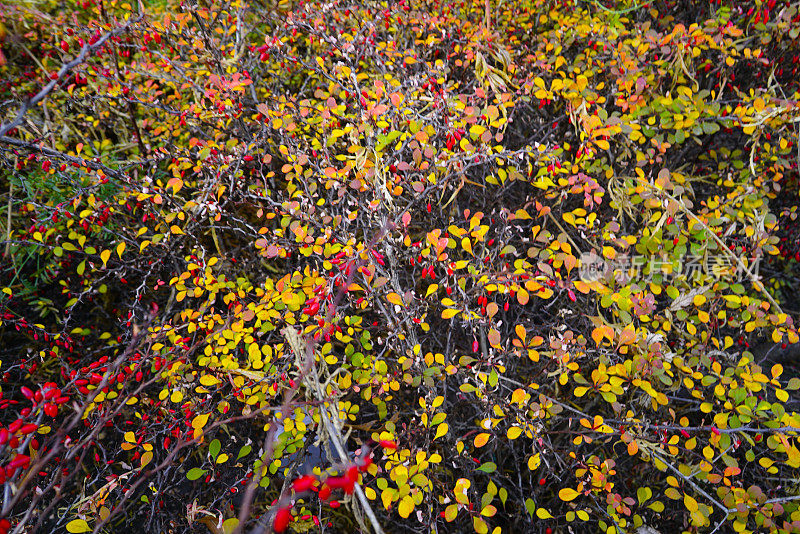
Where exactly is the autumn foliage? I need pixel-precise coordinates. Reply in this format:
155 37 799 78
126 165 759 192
2 0 800 532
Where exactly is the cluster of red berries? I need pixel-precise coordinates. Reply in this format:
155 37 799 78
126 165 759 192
272 441 396 532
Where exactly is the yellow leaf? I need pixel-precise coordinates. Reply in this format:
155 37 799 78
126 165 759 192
170 225 185 235
559 488 580 502
454 478 471 504
528 453 541 470
474 433 491 448
573 279 601 293
199 375 220 387
381 488 394 510
507 426 523 439
786 444 800 468
116 242 126 259
386 292 404 307
140 450 153 469
444 504 458 522
425 284 439 297
773 329 784 344
192 413 210 430
461 237 473 255
100 249 111 266
514 209 532 219
66 519 92 533
166 177 183 193
398 495 415 518
536 508 553 519
222 518 239 534
684 494 698 512
511 388 526 404
515 324 526 342
772 364 784 379
170 390 183 403
442 308 460 319
435 422 448 440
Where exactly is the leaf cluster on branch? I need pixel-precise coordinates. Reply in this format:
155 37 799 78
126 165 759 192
1 0 800 533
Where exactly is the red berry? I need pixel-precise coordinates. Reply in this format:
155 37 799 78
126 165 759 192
318 485 332 501
292 475 317 493
273 506 292 532
346 465 359 483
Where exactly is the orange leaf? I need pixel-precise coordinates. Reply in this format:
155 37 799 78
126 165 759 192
386 292 404 307
617 324 636 346
487 328 501 348
517 289 530 305
515 324 526 342
474 433 490 447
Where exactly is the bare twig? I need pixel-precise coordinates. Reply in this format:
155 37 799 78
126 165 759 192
0 17 140 138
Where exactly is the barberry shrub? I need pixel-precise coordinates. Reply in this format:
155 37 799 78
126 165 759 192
2 0 800 533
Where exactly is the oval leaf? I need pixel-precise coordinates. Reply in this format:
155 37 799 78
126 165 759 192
559 488 580 502
66 520 92 533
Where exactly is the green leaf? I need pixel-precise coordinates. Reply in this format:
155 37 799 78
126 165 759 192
209 439 221 460
476 462 497 473
648 500 665 513
187 468 206 481
237 444 252 460
525 498 536 516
